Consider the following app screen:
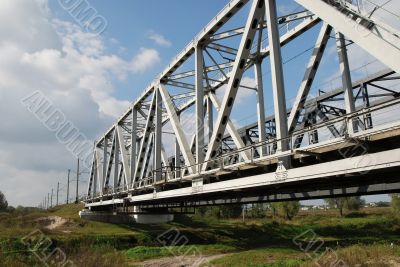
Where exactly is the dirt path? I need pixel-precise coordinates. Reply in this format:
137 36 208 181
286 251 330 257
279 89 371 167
133 253 230 267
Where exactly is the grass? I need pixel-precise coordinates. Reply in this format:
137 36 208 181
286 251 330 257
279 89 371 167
0 206 399 266
209 244 400 267
209 248 308 267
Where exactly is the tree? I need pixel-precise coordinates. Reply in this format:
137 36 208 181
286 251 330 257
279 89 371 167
346 196 365 212
271 201 300 220
248 203 269 218
391 194 400 215
0 191 8 211
325 197 365 216
196 204 243 219
220 204 243 218
325 198 346 216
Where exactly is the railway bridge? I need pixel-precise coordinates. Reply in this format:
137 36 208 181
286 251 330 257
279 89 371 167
82 0 400 223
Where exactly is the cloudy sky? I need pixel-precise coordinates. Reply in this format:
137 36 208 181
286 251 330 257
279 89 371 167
1 0 398 206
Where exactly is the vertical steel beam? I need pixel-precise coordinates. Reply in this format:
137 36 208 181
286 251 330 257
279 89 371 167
266 0 289 153
207 96 213 141
95 150 102 194
154 88 162 182
130 107 137 186
254 60 267 156
113 129 120 190
203 0 264 170
288 23 332 133
195 46 205 171
336 31 357 134
102 137 107 193
361 84 372 129
92 151 97 197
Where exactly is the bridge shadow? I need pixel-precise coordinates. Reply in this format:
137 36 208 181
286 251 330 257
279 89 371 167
109 210 400 250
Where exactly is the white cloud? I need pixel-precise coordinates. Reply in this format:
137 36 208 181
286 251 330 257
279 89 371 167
0 0 161 206
130 47 161 73
148 31 172 47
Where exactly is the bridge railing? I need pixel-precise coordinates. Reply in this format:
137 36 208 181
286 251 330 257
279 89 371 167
86 97 400 200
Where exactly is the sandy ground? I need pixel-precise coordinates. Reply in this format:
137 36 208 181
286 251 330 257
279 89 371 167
133 253 230 267
35 216 73 230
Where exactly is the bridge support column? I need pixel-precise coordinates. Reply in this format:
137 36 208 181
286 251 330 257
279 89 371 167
154 88 162 182
113 130 120 190
266 0 290 166
102 137 108 195
79 207 174 224
255 60 267 157
130 107 137 187
195 45 205 173
336 31 358 134
207 96 213 142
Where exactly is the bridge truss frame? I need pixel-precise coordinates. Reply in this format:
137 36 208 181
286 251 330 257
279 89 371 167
86 0 400 208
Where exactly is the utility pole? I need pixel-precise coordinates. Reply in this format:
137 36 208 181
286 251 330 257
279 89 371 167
50 188 53 208
75 159 80 203
56 182 59 206
47 193 49 210
67 169 70 204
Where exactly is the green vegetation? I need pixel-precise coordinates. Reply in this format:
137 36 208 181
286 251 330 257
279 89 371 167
391 194 400 216
271 201 300 220
324 197 365 216
210 248 308 267
0 202 399 266
0 190 8 211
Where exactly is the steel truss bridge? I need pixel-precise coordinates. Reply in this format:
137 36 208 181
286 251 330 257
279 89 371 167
84 0 400 215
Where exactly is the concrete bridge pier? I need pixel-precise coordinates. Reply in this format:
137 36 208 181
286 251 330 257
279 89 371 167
79 206 174 224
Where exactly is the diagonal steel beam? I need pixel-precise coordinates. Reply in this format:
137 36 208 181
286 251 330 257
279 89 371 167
295 0 400 74
116 125 131 186
87 151 96 197
104 130 116 190
288 22 332 133
139 133 154 182
203 0 264 171
159 84 196 173
208 92 251 161
133 92 157 185
102 138 107 193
